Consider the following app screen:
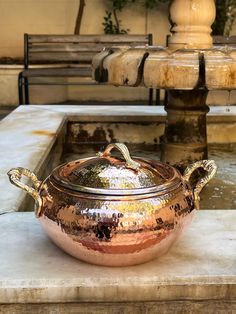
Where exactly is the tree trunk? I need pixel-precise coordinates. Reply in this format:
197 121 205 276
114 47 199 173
74 0 85 35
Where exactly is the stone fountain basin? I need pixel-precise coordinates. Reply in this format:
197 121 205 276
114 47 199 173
93 46 236 90
0 105 236 213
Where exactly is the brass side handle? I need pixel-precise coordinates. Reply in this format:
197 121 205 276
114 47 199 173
7 167 43 217
98 143 140 171
183 160 217 207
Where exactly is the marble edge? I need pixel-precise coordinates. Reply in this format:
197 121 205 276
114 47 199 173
0 106 66 214
2 105 236 121
0 280 235 304
27 105 236 122
0 270 235 302
1 274 235 288
0 105 64 123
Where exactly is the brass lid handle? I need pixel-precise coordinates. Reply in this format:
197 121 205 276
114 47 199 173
98 143 140 171
7 167 43 217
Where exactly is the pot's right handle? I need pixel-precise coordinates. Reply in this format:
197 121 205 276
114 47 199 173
183 160 217 206
7 167 43 217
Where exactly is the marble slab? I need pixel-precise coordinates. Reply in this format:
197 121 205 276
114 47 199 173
30 104 236 121
0 210 235 304
0 106 65 214
0 105 236 215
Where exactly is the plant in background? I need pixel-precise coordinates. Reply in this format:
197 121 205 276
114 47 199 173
212 0 236 36
103 10 129 34
102 0 236 36
103 0 132 34
103 0 168 34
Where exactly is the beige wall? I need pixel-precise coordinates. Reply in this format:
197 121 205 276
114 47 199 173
0 0 236 58
0 0 170 58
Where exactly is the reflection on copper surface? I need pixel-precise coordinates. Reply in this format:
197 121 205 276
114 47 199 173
38 176 195 266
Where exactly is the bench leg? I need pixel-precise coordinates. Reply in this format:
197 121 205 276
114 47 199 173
156 89 161 106
163 90 168 107
18 73 24 105
148 88 153 105
24 77 30 104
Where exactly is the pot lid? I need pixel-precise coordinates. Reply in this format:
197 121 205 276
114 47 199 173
51 143 180 195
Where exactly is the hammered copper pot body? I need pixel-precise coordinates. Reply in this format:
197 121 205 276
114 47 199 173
8 143 217 266
39 175 195 266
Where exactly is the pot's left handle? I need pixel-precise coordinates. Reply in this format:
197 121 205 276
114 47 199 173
7 167 43 217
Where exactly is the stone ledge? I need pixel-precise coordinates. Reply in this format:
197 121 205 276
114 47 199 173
30 104 236 122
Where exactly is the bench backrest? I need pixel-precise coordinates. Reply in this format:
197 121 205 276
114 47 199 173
213 35 236 45
166 35 236 48
24 34 152 68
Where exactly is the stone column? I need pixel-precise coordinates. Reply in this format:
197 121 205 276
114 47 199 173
161 89 209 172
160 0 216 171
168 0 216 50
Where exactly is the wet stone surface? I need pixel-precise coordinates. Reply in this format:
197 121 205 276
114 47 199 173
62 143 236 210
201 143 236 210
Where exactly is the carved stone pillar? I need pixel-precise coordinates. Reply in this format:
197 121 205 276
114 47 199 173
168 0 216 50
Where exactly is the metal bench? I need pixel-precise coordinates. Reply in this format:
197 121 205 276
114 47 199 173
213 35 236 46
18 33 154 105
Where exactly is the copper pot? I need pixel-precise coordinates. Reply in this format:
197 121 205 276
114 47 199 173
8 143 217 266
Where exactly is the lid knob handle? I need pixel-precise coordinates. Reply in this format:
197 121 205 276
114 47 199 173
98 143 140 171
